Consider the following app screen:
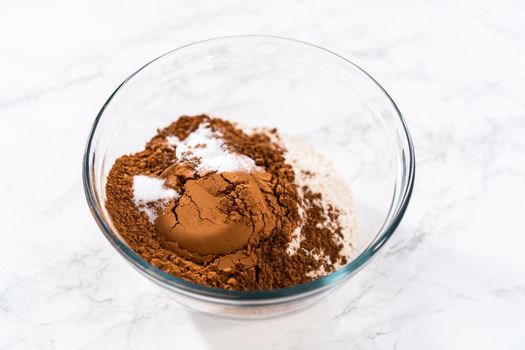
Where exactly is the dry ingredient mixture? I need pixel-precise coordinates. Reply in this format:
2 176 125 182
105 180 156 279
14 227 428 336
106 115 355 290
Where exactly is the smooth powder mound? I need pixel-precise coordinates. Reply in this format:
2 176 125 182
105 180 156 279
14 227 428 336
105 115 353 290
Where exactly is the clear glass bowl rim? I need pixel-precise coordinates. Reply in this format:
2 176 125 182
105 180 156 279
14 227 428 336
82 34 415 301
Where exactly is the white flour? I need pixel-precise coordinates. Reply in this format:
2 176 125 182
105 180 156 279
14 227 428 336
280 135 357 275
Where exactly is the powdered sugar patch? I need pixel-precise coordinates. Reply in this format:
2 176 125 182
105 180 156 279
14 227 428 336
281 135 356 271
167 122 259 174
132 175 179 222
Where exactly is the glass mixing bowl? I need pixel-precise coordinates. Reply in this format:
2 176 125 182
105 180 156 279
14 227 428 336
83 35 415 319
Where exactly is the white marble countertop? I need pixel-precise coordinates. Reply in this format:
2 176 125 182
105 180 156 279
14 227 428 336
1 0 525 348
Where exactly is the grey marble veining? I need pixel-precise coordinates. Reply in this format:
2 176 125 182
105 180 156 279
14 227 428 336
1 0 525 348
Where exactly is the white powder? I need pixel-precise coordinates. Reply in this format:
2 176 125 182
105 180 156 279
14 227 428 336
280 135 357 274
306 265 328 279
167 122 259 174
132 175 179 222
286 187 306 255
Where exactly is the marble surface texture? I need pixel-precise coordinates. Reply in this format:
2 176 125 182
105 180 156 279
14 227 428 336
1 0 525 349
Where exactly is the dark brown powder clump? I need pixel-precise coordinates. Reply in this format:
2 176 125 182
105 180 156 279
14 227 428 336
105 115 347 290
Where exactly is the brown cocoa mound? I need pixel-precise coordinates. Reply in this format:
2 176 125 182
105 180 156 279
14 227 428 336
155 171 279 262
105 115 346 290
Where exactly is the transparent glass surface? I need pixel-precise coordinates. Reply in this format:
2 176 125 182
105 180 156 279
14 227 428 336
83 35 415 319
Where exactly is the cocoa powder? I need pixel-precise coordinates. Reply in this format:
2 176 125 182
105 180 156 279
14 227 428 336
105 115 347 290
